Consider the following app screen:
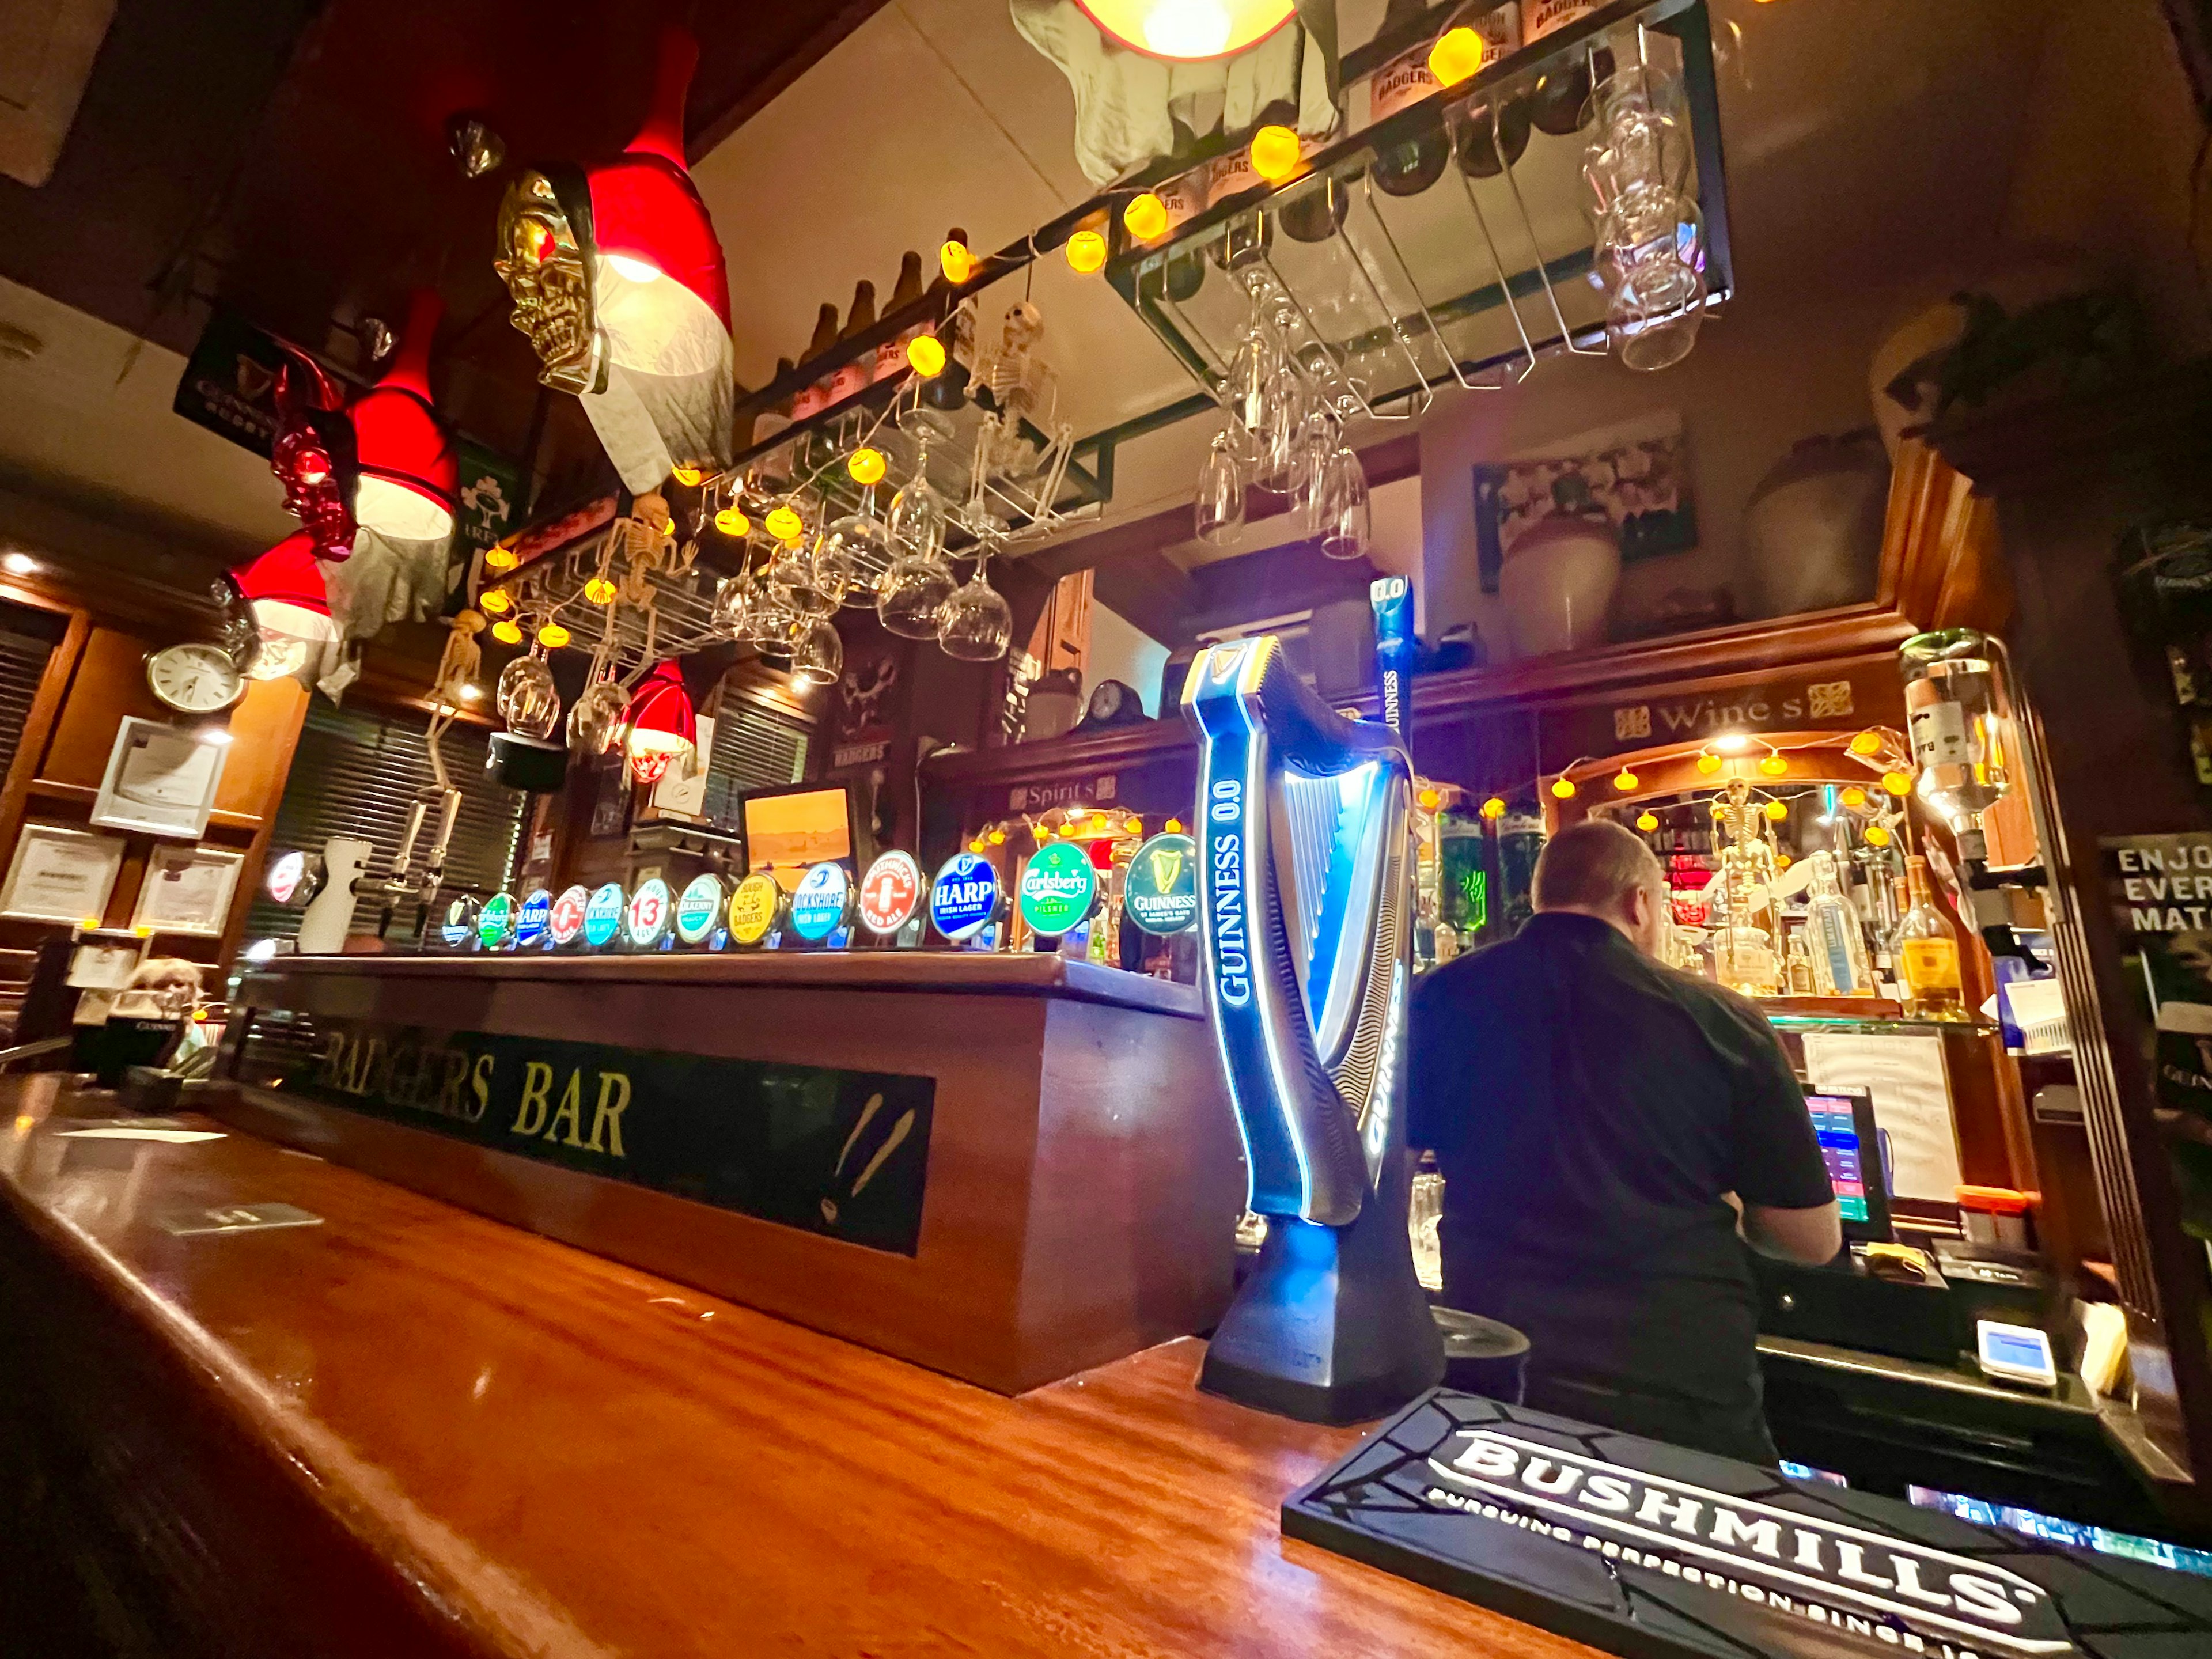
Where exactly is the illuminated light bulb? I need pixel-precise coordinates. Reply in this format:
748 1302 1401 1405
1696 753 1722 775
1841 786 1868 810
714 507 749 538
671 465 703 487
484 545 518 571
1712 732 1751 753
940 238 976 285
1143 0 1232 55
478 588 512 613
764 505 802 540
1065 229 1108 275
1550 777 1577 800
1428 24 1487 86
1418 786 1441 810
1613 768 1638 792
847 447 887 486
1635 811 1659 834
491 619 522 645
1865 824 1893 847
1123 191 1169 241
1164 817 1183 834
1849 730 1883 756
1759 754 1788 777
1126 817 1142 836
1777 854 1792 869
537 622 571 649
907 334 946 377
1764 800 1789 823
988 830 1007 846
1089 812 1108 832
606 252 662 283
1479 796 1506 820
584 575 618 605
970 839 986 855
1883 770 1913 797
1249 123 1302 183
1710 800 1728 818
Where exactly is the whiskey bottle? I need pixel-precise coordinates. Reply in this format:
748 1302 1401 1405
1897 855 1967 1020
791 304 839 422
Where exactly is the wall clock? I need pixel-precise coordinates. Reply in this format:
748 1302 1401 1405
145 642 245 714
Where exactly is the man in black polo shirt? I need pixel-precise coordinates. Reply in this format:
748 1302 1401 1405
1410 817 1840 1464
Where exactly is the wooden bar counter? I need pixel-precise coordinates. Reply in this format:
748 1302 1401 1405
218 950 1244 1394
0 1077 1593 1658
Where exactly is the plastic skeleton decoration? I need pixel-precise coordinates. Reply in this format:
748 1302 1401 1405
1710 778 1784 994
493 26 733 493
432 609 486 710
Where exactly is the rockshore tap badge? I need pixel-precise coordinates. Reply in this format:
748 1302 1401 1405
928 851 998 943
1018 840 1097 938
440 894 480 950
516 888 552 950
548 884 590 948
476 891 517 951
726 870 782 946
625 877 673 950
1124 832 1199 935
789 861 851 942
857 850 923 935
673 873 725 946
582 882 626 950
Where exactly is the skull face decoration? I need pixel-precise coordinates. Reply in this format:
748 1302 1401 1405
495 176 599 395
270 353 358 562
491 25 733 493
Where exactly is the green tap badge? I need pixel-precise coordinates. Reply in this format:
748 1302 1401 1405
1123 833 1199 935
1018 840 1097 938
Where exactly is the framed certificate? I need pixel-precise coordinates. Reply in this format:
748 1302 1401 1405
91 717 230 839
132 843 244 938
0 822 125 925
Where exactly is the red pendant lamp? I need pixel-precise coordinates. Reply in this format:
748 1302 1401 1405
350 290 457 544
1073 0 1296 60
491 25 732 493
236 532 340 680
620 659 696 785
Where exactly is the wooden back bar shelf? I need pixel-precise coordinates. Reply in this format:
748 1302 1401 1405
217 950 1244 1396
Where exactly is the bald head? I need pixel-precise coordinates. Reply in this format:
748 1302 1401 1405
1534 819 1667 955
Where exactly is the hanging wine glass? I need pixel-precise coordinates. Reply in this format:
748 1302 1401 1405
790 616 844 686
747 578 797 648
497 646 561 740
766 537 835 618
568 674 628 753
887 419 949 560
710 573 752 639
1288 410 1336 535
1195 431 1247 547
1221 312 1277 464
821 487 891 609
877 546 957 639
1254 360 1310 495
938 551 1013 662
1319 445 1372 563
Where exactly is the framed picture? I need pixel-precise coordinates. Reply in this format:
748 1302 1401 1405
1472 410 1699 594
90 717 231 839
131 843 244 938
0 821 125 925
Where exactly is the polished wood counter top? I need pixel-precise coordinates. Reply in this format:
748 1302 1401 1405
0 1077 1590 1658
243 946 1202 1016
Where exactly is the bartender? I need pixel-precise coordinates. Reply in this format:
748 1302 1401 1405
1409 818 1841 1464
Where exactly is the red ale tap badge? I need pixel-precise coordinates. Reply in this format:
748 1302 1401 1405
857 850 922 935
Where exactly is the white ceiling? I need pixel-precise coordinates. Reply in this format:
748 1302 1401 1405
0 0 2067 567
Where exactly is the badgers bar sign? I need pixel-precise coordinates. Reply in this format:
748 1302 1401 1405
1286 1391 2212 1659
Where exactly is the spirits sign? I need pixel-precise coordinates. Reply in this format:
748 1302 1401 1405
1283 1391 2212 1659
857 850 922 935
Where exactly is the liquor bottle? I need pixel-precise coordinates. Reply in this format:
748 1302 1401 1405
1253 99 1346 244
749 358 797 490
875 251 924 382
1785 928 1815 996
792 304 839 422
827 279 877 407
1897 855 1967 1020
922 227 975 412
1804 850 1874 996
1521 0 1612 137
1366 0 1453 198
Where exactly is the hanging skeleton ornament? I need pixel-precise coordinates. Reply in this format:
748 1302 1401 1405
491 25 733 492
269 351 358 561
433 609 487 708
